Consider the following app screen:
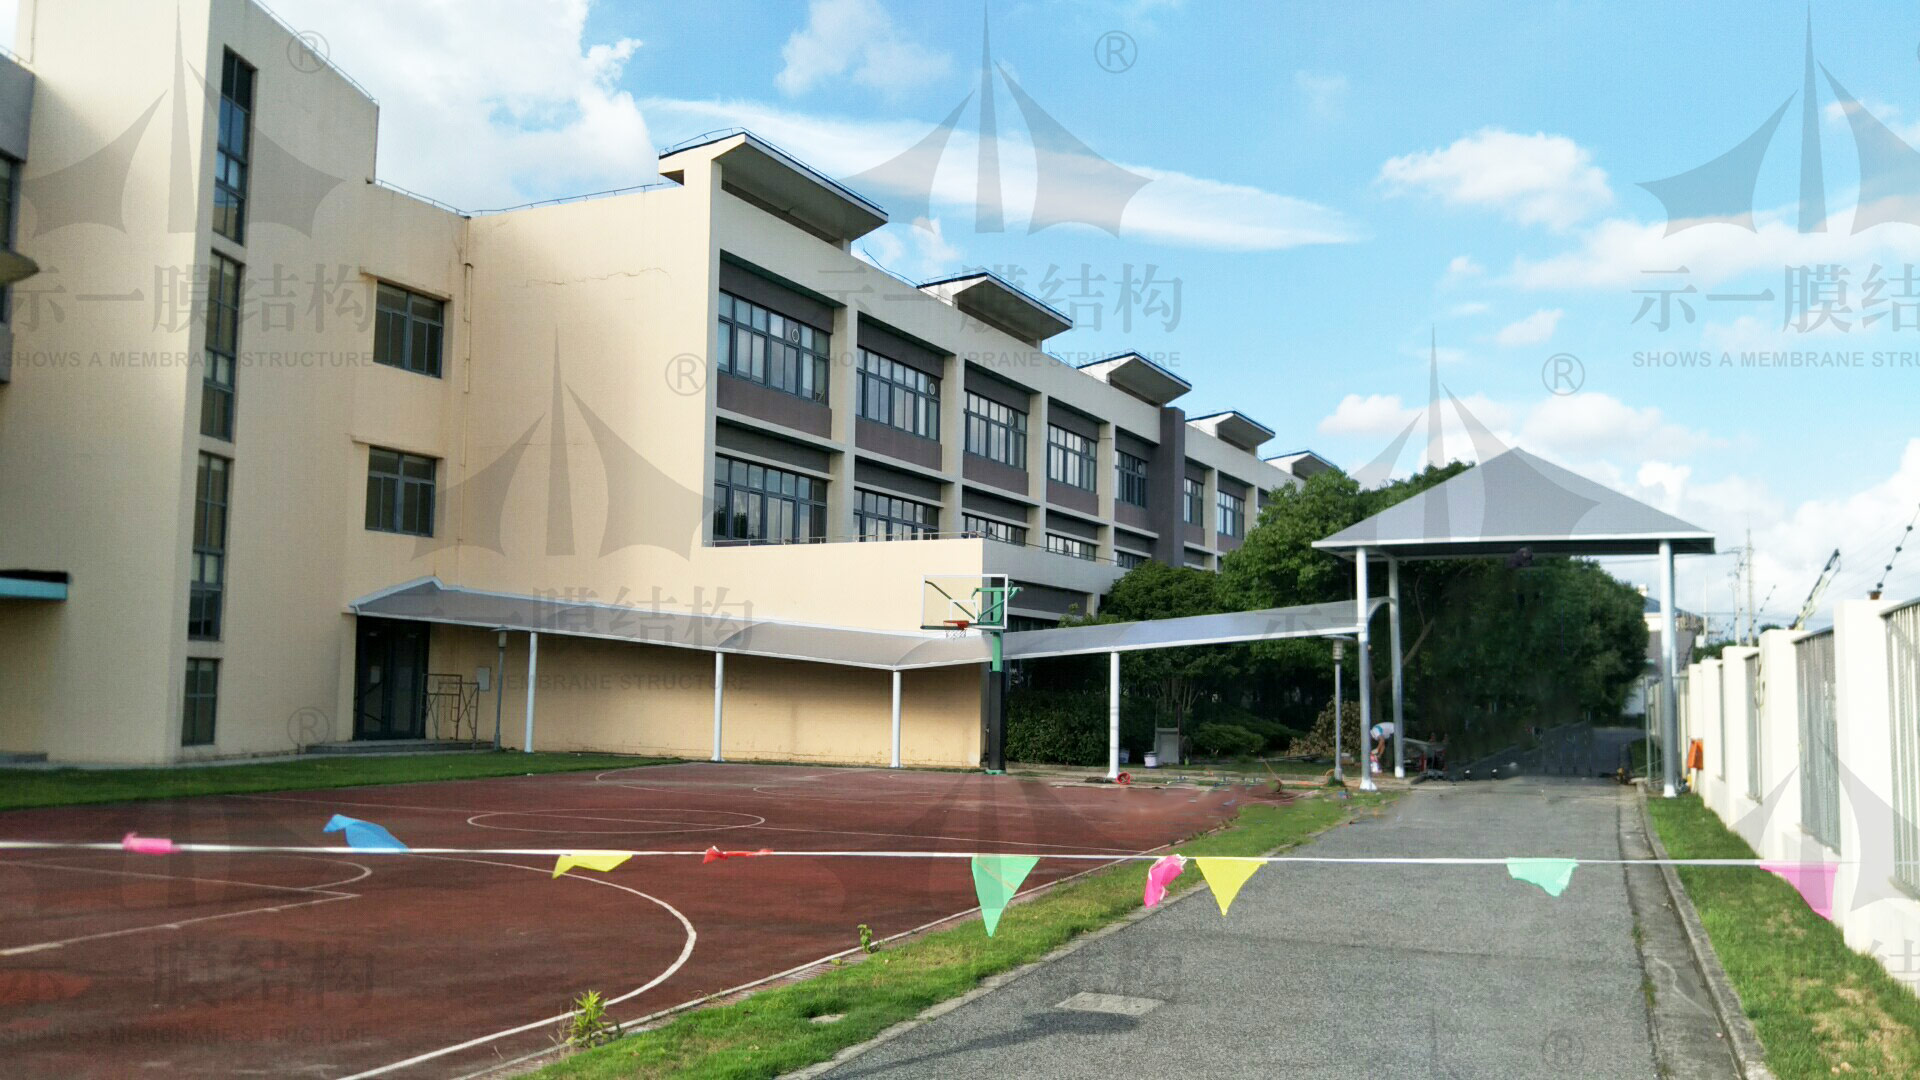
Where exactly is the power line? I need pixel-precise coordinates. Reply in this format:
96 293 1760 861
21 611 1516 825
1872 498 1920 599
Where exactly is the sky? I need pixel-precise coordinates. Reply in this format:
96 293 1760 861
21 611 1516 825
12 0 1920 630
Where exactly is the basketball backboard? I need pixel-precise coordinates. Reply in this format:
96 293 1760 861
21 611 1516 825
920 574 1015 632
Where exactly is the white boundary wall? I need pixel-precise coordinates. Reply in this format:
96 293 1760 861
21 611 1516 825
1680 597 1920 995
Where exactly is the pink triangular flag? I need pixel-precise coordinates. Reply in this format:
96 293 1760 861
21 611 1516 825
1761 861 1837 921
1143 854 1186 909
122 832 176 855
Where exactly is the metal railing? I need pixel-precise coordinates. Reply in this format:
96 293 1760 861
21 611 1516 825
424 674 479 742
709 529 1151 569
1746 652 1764 802
1798 629 1841 851
1887 599 1920 894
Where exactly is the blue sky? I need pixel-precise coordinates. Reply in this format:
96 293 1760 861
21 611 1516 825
20 0 1920 626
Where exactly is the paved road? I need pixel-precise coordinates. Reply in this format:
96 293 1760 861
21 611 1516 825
822 779 1735 1079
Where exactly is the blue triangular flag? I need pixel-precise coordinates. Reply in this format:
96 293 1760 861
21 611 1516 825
324 813 408 851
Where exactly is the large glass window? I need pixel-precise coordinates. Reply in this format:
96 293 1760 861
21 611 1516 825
202 253 242 440
189 454 230 640
1217 489 1245 537
374 284 445 377
855 489 939 541
365 448 436 536
1183 477 1204 524
213 50 255 243
713 454 826 544
962 513 1027 546
1116 550 1147 570
856 349 939 439
1046 533 1096 561
964 392 1027 469
1047 426 1096 491
182 658 219 747
717 291 830 403
1117 451 1148 507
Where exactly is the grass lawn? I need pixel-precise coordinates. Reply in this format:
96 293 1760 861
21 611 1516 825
1647 794 1920 1079
534 791 1389 1080
0 752 673 810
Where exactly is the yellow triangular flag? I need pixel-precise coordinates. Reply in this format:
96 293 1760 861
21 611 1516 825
1194 857 1264 915
552 851 634 878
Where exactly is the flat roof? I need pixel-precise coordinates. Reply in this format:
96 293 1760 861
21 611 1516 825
1077 352 1192 406
1187 411 1276 452
662 130 889 243
1313 447 1718 559
919 271 1073 343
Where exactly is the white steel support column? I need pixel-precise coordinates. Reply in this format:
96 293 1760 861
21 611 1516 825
1659 540 1680 798
1388 556 1406 779
1356 548 1376 792
1107 651 1121 780
712 652 725 763
1333 642 1345 783
522 631 538 754
891 669 903 769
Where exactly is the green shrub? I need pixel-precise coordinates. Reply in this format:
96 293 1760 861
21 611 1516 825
1191 722 1263 759
1006 690 1107 765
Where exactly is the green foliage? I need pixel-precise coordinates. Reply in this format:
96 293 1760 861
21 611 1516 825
1288 698 1365 760
1190 722 1263 759
856 924 876 954
564 990 619 1049
1692 638 1735 663
1005 689 1108 766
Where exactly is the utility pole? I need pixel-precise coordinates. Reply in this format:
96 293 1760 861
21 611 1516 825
1745 529 1756 645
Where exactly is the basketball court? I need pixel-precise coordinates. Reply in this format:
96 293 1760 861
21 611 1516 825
0 762 1244 1078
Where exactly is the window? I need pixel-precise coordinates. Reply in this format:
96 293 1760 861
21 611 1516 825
1116 451 1148 507
1047 426 1096 490
962 513 1027 546
1046 533 1096 561
202 253 242 440
182 659 219 747
712 454 826 544
374 284 445 377
365 448 436 536
964 392 1027 469
1116 550 1147 570
716 291 829 402
855 490 939 541
213 50 255 243
1183 477 1204 524
856 350 939 439
1217 489 1245 537
0 156 15 321
189 454 230 640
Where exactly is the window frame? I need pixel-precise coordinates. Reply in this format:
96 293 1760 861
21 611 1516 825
712 454 827 545
1046 425 1096 491
1183 477 1204 524
201 253 242 441
189 453 231 640
716 290 831 404
963 392 1028 470
1116 450 1149 507
373 283 446 378
1216 488 1245 537
855 348 940 440
364 447 438 537
1045 533 1096 561
182 658 220 747
961 513 1027 546
213 49 255 244
854 488 940 541
1116 550 1147 570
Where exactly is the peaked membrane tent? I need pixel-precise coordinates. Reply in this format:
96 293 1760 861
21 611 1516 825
350 580 1373 773
1310 447 1716 796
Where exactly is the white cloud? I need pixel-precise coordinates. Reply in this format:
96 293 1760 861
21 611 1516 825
1445 254 1484 279
1379 128 1613 229
642 96 1359 251
776 0 952 97
1294 71 1348 120
1517 393 1713 461
1447 301 1490 317
857 216 962 281
268 0 653 210
1493 308 1563 346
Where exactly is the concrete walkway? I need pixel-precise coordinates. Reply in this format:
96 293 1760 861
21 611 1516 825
820 779 1737 1079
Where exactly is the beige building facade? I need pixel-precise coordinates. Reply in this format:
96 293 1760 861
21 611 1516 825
0 0 1313 766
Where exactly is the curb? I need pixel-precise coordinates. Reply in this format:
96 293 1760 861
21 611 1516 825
1637 786 1774 1080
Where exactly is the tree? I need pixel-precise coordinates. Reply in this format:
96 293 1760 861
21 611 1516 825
1091 562 1235 760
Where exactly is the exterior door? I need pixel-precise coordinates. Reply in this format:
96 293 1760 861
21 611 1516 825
354 618 428 740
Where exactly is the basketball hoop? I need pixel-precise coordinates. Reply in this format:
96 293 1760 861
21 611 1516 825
943 618 971 638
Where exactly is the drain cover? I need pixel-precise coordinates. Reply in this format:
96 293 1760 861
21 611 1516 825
1053 992 1163 1017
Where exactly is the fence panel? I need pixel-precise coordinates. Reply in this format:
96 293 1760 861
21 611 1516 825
1798 630 1841 852
1746 653 1763 802
1889 602 1920 896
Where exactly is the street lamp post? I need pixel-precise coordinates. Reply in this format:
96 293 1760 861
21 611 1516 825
1332 639 1346 783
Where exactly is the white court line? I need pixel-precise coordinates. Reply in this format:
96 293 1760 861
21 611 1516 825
337 854 696 1080
0 857 371 956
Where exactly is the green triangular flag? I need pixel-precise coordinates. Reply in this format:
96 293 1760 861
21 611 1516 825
1506 858 1578 897
971 855 1040 936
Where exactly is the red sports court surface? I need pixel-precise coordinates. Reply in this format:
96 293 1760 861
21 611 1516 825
0 763 1242 1078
